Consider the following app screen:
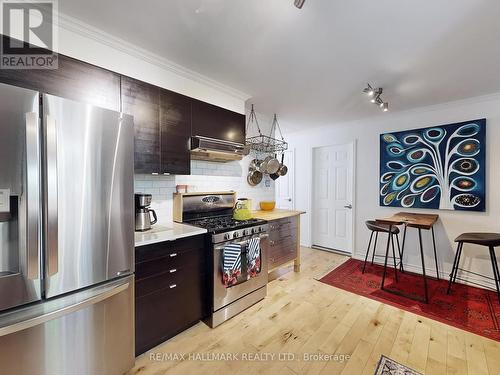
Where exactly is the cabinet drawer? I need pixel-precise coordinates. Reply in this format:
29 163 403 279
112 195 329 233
269 217 298 234
269 226 297 242
270 236 297 257
269 251 297 270
136 255 206 298
268 226 297 270
135 274 207 356
136 235 205 263
135 246 203 281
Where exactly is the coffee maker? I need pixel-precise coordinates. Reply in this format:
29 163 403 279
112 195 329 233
135 193 158 231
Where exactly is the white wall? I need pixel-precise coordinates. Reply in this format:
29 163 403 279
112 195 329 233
286 93 500 289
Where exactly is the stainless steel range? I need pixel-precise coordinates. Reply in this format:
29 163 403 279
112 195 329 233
174 192 269 327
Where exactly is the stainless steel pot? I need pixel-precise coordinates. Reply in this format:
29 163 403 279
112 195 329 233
270 154 288 180
247 169 263 186
277 153 288 176
264 154 280 174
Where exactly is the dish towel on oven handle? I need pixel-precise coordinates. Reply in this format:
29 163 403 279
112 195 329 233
246 237 261 279
222 243 242 288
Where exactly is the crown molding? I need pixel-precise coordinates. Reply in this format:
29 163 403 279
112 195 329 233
55 12 252 102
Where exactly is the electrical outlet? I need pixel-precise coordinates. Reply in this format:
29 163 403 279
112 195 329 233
0 189 10 213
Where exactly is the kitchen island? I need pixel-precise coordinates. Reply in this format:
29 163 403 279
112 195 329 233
252 209 305 272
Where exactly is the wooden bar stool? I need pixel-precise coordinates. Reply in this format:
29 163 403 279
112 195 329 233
447 232 500 302
363 220 403 277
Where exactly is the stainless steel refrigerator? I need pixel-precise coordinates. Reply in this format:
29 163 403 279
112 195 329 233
0 82 135 375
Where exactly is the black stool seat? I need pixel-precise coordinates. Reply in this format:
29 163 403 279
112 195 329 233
448 232 500 302
366 220 400 234
362 220 402 276
455 233 500 247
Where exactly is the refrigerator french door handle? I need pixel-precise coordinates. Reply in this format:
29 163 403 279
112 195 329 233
25 112 40 280
45 114 58 276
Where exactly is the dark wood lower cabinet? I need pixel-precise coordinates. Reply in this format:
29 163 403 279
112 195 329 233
135 235 208 356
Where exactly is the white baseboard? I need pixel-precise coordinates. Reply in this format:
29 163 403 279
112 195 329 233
352 252 497 291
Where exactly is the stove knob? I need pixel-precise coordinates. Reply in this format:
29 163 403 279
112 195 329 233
233 231 239 239
253 227 258 234
243 229 249 236
224 233 231 240
259 226 264 232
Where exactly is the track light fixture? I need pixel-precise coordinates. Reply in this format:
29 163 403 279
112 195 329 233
363 83 389 112
294 0 306 9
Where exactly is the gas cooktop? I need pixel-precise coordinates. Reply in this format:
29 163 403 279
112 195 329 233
188 215 267 234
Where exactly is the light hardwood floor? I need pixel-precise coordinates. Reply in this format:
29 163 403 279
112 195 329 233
129 247 500 375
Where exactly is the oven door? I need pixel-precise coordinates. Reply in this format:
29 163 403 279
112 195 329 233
213 233 268 311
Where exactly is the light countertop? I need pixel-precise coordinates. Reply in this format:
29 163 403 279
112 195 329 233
135 222 207 247
252 209 306 221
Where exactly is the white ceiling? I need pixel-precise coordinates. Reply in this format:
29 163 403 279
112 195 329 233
60 0 500 131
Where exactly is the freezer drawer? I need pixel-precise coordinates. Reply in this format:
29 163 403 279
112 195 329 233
43 94 135 298
0 276 134 375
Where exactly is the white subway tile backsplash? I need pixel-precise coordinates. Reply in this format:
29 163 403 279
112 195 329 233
159 187 175 195
133 155 274 223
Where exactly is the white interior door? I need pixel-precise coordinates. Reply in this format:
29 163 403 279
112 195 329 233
275 150 295 209
312 143 354 254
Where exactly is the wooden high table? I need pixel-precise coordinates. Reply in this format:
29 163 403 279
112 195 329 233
376 212 440 303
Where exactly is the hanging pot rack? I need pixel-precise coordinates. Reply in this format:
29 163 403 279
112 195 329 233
245 104 288 154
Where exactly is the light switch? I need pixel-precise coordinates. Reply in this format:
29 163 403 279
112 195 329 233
0 189 10 213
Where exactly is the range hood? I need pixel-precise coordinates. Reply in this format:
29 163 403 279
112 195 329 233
191 135 248 162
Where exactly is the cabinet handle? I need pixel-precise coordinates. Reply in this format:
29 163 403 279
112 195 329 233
152 172 159 176
169 284 177 289
269 240 275 246
163 173 170 176
170 253 177 257
169 268 177 273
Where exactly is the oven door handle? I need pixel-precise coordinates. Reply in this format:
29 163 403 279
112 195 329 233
215 234 268 251
215 240 248 252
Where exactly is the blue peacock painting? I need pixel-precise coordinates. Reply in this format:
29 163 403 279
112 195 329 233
379 119 486 211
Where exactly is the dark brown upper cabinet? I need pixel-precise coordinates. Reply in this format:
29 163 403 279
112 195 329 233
0 37 121 111
121 76 161 174
160 89 191 175
121 77 191 175
191 99 246 144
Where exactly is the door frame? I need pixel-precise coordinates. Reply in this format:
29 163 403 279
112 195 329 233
309 140 357 255
275 148 295 210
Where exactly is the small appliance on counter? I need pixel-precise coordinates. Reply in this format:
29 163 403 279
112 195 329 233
135 193 158 231
233 198 252 221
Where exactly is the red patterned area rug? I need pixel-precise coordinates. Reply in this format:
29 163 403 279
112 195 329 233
319 258 500 341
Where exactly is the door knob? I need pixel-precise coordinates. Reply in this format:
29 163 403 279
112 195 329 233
344 204 352 209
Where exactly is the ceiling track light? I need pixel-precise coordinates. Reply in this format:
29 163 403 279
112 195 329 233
294 0 306 9
363 83 389 112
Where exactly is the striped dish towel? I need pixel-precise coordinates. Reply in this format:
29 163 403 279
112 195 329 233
222 243 242 287
246 237 261 279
